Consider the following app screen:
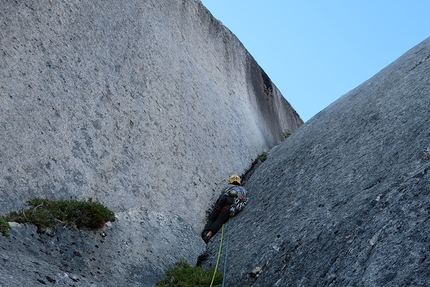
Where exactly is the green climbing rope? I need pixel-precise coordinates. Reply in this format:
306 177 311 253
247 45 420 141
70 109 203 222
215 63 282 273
209 224 225 287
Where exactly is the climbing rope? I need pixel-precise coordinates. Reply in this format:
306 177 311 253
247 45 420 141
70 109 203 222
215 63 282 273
222 223 230 287
209 224 224 287
209 223 231 287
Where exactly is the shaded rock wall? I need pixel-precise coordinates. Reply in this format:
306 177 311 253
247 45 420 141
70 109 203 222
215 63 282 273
204 37 430 286
0 0 302 286
1 210 200 286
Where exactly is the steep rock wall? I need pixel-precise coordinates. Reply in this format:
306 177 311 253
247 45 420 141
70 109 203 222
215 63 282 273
204 37 430 286
0 0 302 285
0 0 301 227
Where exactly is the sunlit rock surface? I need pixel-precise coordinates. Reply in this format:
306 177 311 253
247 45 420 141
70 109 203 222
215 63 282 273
0 0 302 285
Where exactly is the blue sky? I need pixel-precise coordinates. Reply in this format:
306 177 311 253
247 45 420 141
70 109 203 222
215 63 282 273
200 1 429 122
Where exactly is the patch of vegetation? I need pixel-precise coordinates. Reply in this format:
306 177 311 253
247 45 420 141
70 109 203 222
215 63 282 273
1 197 115 236
256 151 267 161
0 215 11 236
282 129 292 139
156 261 223 287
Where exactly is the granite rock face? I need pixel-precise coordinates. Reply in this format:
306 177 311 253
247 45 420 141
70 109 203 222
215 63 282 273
204 37 430 286
0 0 302 286
0 0 301 226
1 209 200 286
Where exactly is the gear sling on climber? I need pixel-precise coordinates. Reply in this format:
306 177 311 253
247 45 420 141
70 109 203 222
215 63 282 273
202 174 248 243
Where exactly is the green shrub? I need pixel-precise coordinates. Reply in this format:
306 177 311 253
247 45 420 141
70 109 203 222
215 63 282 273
0 215 11 236
2 197 114 235
256 151 267 160
156 261 222 287
282 129 292 139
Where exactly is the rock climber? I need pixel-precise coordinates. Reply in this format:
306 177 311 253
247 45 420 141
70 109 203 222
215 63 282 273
202 174 248 243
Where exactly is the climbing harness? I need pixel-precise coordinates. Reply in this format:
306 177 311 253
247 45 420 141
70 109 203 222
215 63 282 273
209 223 231 287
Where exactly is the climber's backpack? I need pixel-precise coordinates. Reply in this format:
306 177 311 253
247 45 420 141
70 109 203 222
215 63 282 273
220 184 248 216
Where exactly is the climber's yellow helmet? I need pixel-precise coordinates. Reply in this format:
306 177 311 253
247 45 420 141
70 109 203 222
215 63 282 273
228 174 241 185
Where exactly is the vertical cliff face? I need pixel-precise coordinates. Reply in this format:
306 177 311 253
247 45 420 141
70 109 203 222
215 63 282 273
0 0 301 225
0 0 302 285
204 37 430 286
